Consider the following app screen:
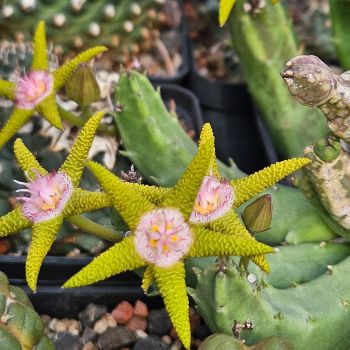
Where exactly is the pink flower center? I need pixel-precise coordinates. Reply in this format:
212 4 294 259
190 174 234 224
134 208 192 267
15 171 73 223
15 70 53 109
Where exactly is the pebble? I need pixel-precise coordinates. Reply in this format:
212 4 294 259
162 335 172 345
105 313 117 327
82 327 96 344
133 300 148 318
127 316 147 332
135 330 148 339
112 301 134 324
148 309 172 336
52 332 82 350
170 340 182 350
97 326 137 350
40 314 51 327
82 342 98 350
93 317 109 334
133 335 170 350
79 303 108 329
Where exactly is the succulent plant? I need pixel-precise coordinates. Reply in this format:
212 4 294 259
282 55 350 143
0 0 165 64
223 0 329 158
282 55 350 237
0 21 106 148
0 271 54 350
112 69 335 245
188 254 350 350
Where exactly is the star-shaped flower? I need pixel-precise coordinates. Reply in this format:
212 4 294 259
0 112 112 292
189 126 310 272
124 124 310 272
0 21 107 148
63 124 274 349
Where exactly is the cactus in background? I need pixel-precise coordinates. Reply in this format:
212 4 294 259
227 0 328 158
188 254 350 350
0 40 59 81
0 271 54 350
0 0 164 62
329 0 350 70
113 69 335 245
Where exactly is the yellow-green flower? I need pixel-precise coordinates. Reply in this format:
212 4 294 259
128 124 310 272
0 112 112 292
0 21 107 148
63 124 274 349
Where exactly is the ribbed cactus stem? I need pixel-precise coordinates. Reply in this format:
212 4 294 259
0 0 163 57
282 55 350 142
229 0 328 157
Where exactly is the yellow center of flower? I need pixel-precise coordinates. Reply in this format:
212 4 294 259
194 192 220 215
26 81 47 102
40 188 61 211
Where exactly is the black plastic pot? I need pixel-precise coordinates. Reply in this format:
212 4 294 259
149 0 190 85
201 108 273 174
184 34 274 173
158 83 203 138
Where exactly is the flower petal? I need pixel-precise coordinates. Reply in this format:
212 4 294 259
153 263 191 349
0 80 15 99
123 182 169 206
63 236 146 288
209 211 270 272
14 139 47 179
62 188 111 216
0 107 33 148
26 215 62 291
60 112 104 186
231 158 310 208
87 160 155 231
31 21 49 71
219 0 236 27
162 124 215 219
0 208 31 237
187 225 274 258
53 46 107 91
36 94 62 130
198 123 219 177
141 265 154 293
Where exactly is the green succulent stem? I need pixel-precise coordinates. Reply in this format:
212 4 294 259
58 105 116 135
229 0 328 157
66 215 123 243
329 0 350 70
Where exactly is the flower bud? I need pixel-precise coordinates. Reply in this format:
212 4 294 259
66 63 100 107
241 194 272 234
